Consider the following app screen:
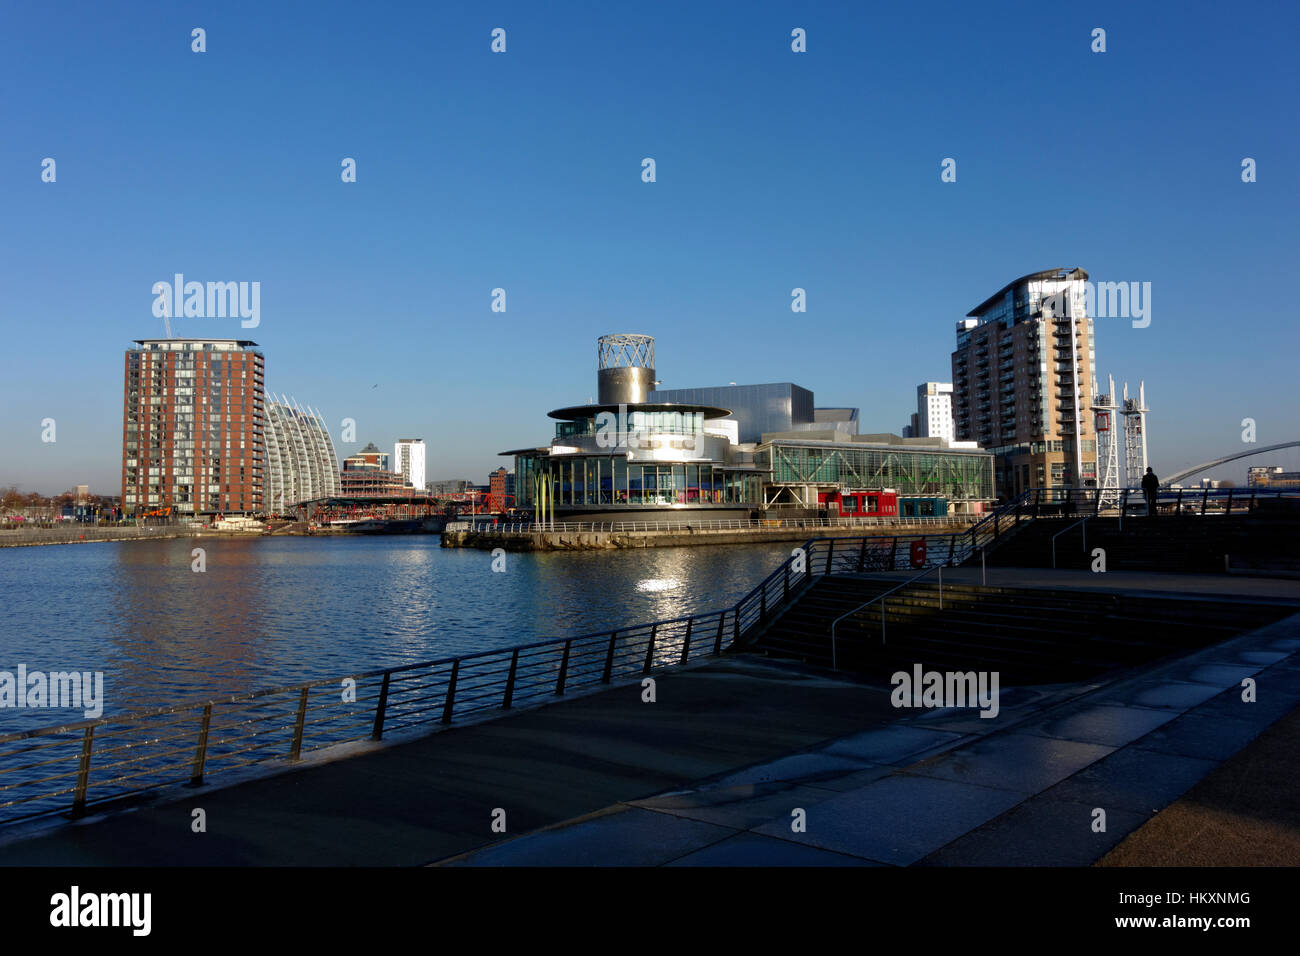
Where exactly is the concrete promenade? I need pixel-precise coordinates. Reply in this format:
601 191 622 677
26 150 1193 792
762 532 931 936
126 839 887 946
2 569 1297 867
442 613 1300 866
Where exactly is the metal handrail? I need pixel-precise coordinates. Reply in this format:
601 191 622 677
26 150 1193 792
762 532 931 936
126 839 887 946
0 490 1045 827
1050 516 1090 569
829 564 946 668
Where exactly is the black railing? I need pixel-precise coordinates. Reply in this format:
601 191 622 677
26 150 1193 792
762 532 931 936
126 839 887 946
0 611 738 827
0 491 1052 828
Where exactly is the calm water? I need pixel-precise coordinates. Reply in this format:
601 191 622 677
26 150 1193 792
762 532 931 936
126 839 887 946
0 535 794 729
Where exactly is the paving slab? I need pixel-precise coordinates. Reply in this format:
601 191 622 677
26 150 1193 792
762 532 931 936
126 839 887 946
1089 678 1229 712
1128 713 1269 762
629 781 837 830
904 733 1115 794
821 725 965 765
706 752 874 788
751 773 1028 866
919 797 1150 867
1035 747 1219 815
1097 704 1300 866
666 831 877 867
1016 703 1177 748
442 807 735 867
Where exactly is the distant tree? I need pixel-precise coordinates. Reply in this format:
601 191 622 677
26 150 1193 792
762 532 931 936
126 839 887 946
1218 479 1236 489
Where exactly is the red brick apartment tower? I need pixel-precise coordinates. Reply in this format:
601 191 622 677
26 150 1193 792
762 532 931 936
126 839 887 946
489 467 507 511
122 339 265 518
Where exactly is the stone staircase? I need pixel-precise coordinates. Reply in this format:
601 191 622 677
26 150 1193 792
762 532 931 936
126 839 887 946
984 512 1300 573
746 575 1292 684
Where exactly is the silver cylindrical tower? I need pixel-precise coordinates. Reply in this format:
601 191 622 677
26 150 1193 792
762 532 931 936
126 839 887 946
597 333 656 404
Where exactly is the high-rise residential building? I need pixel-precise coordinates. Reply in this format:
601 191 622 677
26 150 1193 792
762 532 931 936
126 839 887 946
121 338 265 516
915 382 955 444
394 439 426 490
263 396 341 513
488 467 516 510
951 268 1098 496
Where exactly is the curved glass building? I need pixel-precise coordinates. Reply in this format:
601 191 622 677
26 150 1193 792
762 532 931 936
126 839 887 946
503 334 762 520
264 395 341 514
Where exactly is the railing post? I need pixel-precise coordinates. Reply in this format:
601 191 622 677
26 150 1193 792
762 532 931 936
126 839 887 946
784 563 791 600
71 725 95 818
442 660 459 723
680 618 694 664
371 671 391 740
947 533 955 566
825 538 834 575
602 631 617 683
858 537 867 571
190 703 213 785
939 566 943 610
1176 489 1183 514
714 612 727 654
1225 488 1234 517
290 687 309 760
1201 486 1209 516
881 599 887 645
643 624 658 673
502 648 520 708
556 639 572 695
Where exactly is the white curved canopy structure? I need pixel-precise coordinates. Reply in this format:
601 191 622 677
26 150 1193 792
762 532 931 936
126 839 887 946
264 395 341 512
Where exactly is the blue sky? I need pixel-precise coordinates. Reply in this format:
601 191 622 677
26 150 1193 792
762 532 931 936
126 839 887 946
2 0 1297 493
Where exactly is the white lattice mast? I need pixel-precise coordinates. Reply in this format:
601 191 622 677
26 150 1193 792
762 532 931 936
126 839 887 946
1091 373 1121 508
1122 381 1149 487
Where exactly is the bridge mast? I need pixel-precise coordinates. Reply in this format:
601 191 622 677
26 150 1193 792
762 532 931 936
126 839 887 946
1091 373 1121 508
1122 381 1149 485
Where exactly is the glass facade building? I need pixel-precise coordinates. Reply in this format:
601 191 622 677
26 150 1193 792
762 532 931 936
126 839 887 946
513 452 761 509
757 439 994 503
648 383 815 444
504 335 764 519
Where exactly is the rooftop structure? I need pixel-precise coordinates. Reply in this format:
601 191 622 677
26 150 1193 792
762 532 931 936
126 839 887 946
503 335 762 520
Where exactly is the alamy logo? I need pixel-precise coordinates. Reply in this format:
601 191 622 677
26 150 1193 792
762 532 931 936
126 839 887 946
595 404 703 452
890 664 999 718
151 274 260 328
50 886 151 936
0 665 104 718
1043 281 1151 329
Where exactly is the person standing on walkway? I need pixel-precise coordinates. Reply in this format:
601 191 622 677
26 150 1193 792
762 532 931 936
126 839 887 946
1141 466 1160 516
